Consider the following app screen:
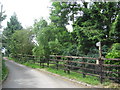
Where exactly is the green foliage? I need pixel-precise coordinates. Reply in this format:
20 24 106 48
9 29 34 56
105 43 120 66
50 2 69 27
32 46 44 57
105 43 120 81
3 13 23 36
76 2 120 46
32 2 120 59
106 43 120 59
2 59 8 80
49 39 62 55
46 68 100 85
4 2 120 63
33 19 53 59
106 51 120 59
4 2 120 85
23 62 41 69
2 13 23 55
110 13 120 43
33 18 47 34
102 45 109 57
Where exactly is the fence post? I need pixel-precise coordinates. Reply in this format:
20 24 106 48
23 54 25 63
24 54 25 62
63 57 67 73
33 56 36 64
39 56 41 67
99 58 103 84
82 58 86 78
67 57 70 74
56 56 59 70
42 58 44 68
28 55 29 63
19 54 21 63
24 54 26 63
22 54 23 63
24 54 27 63
47 56 49 67
21 54 23 63
26 55 29 62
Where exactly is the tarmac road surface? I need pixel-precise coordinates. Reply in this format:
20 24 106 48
2 58 86 88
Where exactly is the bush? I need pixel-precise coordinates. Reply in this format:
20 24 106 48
105 43 120 65
105 43 120 83
2 59 7 80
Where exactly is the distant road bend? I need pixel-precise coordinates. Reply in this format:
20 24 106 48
3 58 85 88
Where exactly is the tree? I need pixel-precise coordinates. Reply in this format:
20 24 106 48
2 13 23 55
32 18 64 59
105 43 120 82
33 18 50 58
3 13 23 37
33 2 120 58
9 29 34 56
110 13 120 43
33 18 47 35
71 2 120 56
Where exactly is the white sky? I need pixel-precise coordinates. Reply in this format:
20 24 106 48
0 0 51 28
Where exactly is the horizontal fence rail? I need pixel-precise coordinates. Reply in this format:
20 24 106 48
13 54 120 84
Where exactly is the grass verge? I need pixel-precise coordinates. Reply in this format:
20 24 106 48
2 59 9 82
45 67 100 85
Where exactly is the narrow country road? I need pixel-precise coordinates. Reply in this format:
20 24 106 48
2 58 85 88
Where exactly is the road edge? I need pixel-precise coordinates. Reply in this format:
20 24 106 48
2 66 9 83
0 65 9 90
36 68 103 88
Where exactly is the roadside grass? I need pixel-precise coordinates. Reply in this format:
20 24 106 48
0 64 2 83
2 59 9 81
45 67 100 85
6 57 118 87
23 62 42 69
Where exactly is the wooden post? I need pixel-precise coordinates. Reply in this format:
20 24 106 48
28 55 30 63
23 55 24 63
19 54 21 62
34 56 35 64
20 55 23 63
47 56 49 67
99 42 103 83
56 57 59 70
82 58 86 78
24 54 26 62
25 54 27 63
42 58 44 68
96 41 102 64
67 58 70 74
99 58 103 84
39 56 41 67
26 55 29 62
64 57 66 73
99 42 102 58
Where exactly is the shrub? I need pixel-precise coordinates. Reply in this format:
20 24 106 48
105 43 120 65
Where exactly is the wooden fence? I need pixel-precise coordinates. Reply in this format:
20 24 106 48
14 54 120 83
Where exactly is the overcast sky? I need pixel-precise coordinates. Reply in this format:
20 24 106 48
1 0 51 29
